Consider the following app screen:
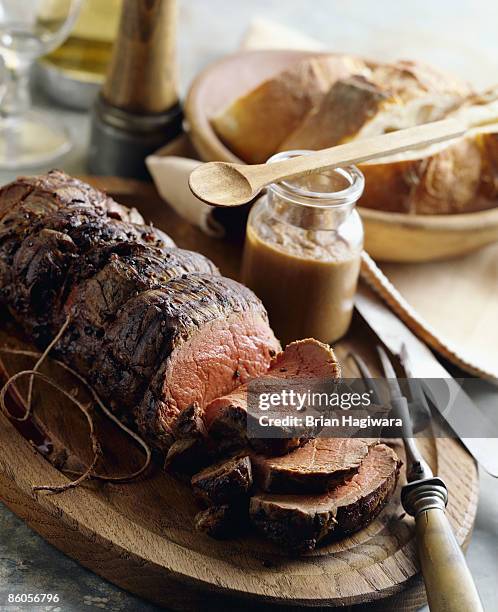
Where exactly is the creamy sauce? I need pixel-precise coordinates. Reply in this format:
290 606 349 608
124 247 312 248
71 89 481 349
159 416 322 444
242 220 361 346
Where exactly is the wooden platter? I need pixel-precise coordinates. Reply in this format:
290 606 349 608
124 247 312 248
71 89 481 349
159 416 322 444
0 177 478 610
184 49 498 263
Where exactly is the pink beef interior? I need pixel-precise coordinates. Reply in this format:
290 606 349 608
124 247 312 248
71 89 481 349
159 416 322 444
160 310 281 430
255 444 399 514
204 338 340 428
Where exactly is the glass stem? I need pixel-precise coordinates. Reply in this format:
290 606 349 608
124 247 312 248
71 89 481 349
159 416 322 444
0 64 31 118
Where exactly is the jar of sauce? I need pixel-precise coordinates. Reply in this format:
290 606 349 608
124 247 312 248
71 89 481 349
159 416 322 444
241 150 364 346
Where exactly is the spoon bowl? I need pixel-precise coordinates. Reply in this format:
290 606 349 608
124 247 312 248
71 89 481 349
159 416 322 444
189 161 256 206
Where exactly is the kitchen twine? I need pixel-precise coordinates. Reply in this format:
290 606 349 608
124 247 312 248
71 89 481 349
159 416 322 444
0 313 152 493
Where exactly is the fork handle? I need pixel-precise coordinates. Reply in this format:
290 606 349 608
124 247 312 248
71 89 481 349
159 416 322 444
403 479 483 612
415 508 483 612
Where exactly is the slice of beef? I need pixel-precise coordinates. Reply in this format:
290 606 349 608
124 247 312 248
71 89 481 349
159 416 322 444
191 455 253 507
204 339 340 455
250 444 401 552
251 437 378 494
164 403 210 477
165 438 210 478
195 505 246 539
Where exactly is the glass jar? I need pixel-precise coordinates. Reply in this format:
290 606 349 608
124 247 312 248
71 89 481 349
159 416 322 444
241 150 364 346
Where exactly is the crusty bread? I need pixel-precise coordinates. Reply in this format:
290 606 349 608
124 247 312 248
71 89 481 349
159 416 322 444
210 52 498 214
280 76 392 151
367 59 471 102
358 138 483 214
211 54 369 163
357 87 498 214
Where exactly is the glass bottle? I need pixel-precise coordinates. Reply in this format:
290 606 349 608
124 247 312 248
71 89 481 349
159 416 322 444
41 0 121 84
241 150 365 346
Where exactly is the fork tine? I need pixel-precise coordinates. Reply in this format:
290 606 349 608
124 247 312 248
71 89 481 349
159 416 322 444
376 345 405 400
347 352 383 404
400 343 431 415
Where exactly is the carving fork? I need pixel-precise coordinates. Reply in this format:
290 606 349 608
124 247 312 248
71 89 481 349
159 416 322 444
352 347 483 612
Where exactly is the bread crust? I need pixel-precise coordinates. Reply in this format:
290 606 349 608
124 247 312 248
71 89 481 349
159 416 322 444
280 76 391 151
211 55 369 163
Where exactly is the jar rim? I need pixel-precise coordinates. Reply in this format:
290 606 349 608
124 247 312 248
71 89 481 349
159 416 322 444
267 150 365 208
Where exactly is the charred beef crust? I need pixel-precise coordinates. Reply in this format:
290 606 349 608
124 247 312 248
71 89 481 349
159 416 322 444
0 170 149 228
174 403 207 439
164 437 211 478
57 245 219 388
207 403 308 457
195 505 248 539
0 171 175 342
164 403 211 477
66 243 218 329
191 455 253 507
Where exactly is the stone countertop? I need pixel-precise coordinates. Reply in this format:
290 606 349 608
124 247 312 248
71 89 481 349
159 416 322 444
1 1 497 610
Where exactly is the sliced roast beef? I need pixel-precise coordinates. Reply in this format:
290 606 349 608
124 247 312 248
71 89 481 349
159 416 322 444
204 339 340 455
164 403 210 477
0 171 403 553
191 455 253 507
164 437 210 478
195 505 246 539
192 456 253 539
251 437 378 494
250 444 401 551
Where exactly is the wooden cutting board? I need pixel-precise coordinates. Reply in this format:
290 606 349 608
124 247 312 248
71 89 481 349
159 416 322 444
0 177 479 611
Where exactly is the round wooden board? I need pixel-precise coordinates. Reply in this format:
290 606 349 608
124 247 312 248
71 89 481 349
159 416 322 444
0 176 479 611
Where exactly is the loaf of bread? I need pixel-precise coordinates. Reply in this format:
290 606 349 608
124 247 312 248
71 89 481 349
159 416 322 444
211 54 498 214
211 54 369 164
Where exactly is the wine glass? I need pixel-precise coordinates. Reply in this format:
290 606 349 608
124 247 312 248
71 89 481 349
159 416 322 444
0 0 83 168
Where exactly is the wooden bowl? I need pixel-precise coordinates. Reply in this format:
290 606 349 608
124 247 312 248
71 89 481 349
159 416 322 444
185 50 498 263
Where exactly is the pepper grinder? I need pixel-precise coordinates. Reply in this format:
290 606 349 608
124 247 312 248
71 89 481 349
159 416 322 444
88 0 182 179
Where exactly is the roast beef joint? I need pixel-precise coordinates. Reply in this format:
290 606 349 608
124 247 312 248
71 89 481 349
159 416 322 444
0 171 400 552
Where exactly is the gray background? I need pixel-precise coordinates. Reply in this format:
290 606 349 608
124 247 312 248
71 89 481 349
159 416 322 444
1 1 497 610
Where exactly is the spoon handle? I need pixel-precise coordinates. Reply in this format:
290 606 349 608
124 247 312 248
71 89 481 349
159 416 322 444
259 118 466 185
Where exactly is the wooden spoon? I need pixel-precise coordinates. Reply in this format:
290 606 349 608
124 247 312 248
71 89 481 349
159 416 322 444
189 118 470 207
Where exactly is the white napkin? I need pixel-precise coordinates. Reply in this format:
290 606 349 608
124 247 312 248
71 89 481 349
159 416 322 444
146 155 225 238
147 19 323 236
